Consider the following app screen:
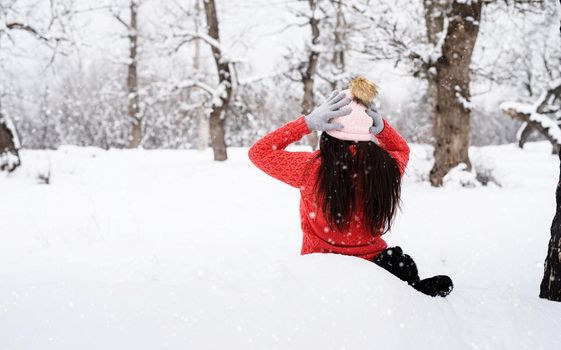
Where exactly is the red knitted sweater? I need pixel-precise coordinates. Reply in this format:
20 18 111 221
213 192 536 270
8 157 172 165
248 115 410 261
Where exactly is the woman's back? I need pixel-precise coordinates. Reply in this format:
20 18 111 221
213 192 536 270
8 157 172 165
298 149 389 261
249 81 452 297
248 114 409 261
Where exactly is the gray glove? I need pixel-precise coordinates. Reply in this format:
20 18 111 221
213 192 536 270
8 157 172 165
304 90 351 131
366 101 384 135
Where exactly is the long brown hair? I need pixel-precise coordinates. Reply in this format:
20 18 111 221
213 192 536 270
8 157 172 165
312 131 402 236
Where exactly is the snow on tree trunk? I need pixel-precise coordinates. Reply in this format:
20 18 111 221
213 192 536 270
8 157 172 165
540 151 561 301
301 0 320 151
204 0 233 161
0 111 21 172
428 0 482 187
127 0 141 148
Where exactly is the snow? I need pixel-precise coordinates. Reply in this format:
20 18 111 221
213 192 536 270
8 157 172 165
499 101 536 115
501 89 561 144
1 142 561 349
168 29 236 63
0 151 20 171
549 78 561 90
306 40 328 54
502 98 561 144
557 0 561 28
529 112 561 144
442 162 479 188
455 92 474 111
427 66 437 76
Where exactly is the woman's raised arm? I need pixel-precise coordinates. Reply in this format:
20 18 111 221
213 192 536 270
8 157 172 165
249 90 351 188
374 119 410 177
248 115 314 189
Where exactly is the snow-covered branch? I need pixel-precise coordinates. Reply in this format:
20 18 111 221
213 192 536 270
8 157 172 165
501 79 561 149
170 30 223 53
175 79 217 96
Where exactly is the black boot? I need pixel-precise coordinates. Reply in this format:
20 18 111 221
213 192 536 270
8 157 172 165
411 275 454 297
373 246 453 298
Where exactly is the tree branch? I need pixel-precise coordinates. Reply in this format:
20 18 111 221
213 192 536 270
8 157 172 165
5 22 50 41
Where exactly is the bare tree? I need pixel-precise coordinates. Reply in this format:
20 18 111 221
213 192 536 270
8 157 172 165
0 1 70 170
114 0 142 148
154 0 239 160
301 0 322 149
327 0 346 89
422 0 446 115
500 0 561 153
558 0 561 33
127 0 141 148
319 0 352 90
540 150 561 301
424 1 483 186
193 0 209 151
350 0 482 185
493 2 560 149
203 0 234 161
0 103 20 172
539 0 561 302
285 0 351 150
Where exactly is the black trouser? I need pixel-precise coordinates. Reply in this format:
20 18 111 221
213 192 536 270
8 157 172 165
372 246 420 285
372 246 453 297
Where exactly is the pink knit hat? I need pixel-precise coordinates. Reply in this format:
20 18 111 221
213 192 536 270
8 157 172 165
326 77 378 142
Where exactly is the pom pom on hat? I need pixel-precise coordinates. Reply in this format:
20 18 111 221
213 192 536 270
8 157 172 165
349 76 378 106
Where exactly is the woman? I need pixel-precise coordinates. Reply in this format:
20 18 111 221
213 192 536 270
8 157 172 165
248 77 453 297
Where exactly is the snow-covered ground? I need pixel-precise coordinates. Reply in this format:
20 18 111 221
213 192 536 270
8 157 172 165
1 141 561 349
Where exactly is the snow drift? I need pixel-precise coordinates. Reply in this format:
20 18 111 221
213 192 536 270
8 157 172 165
1 142 561 349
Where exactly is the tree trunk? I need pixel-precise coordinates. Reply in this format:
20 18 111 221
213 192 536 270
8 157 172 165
329 0 345 90
204 0 233 161
0 112 21 172
423 0 446 133
538 0 561 302
302 0 320 150
557 0 561 35
540 151 561 301
517 123 534 149
197 115 209 151
429 1 482 186
194 0 209 152
127 0 141 148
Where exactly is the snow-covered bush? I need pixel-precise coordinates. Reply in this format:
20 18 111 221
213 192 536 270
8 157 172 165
442 163 480 188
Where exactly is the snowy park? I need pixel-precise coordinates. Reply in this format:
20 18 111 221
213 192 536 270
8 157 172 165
2 0 561 349
1 142 561 349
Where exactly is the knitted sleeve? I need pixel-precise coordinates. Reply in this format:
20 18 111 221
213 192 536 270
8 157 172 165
248 115 314 189
375 119 410 177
